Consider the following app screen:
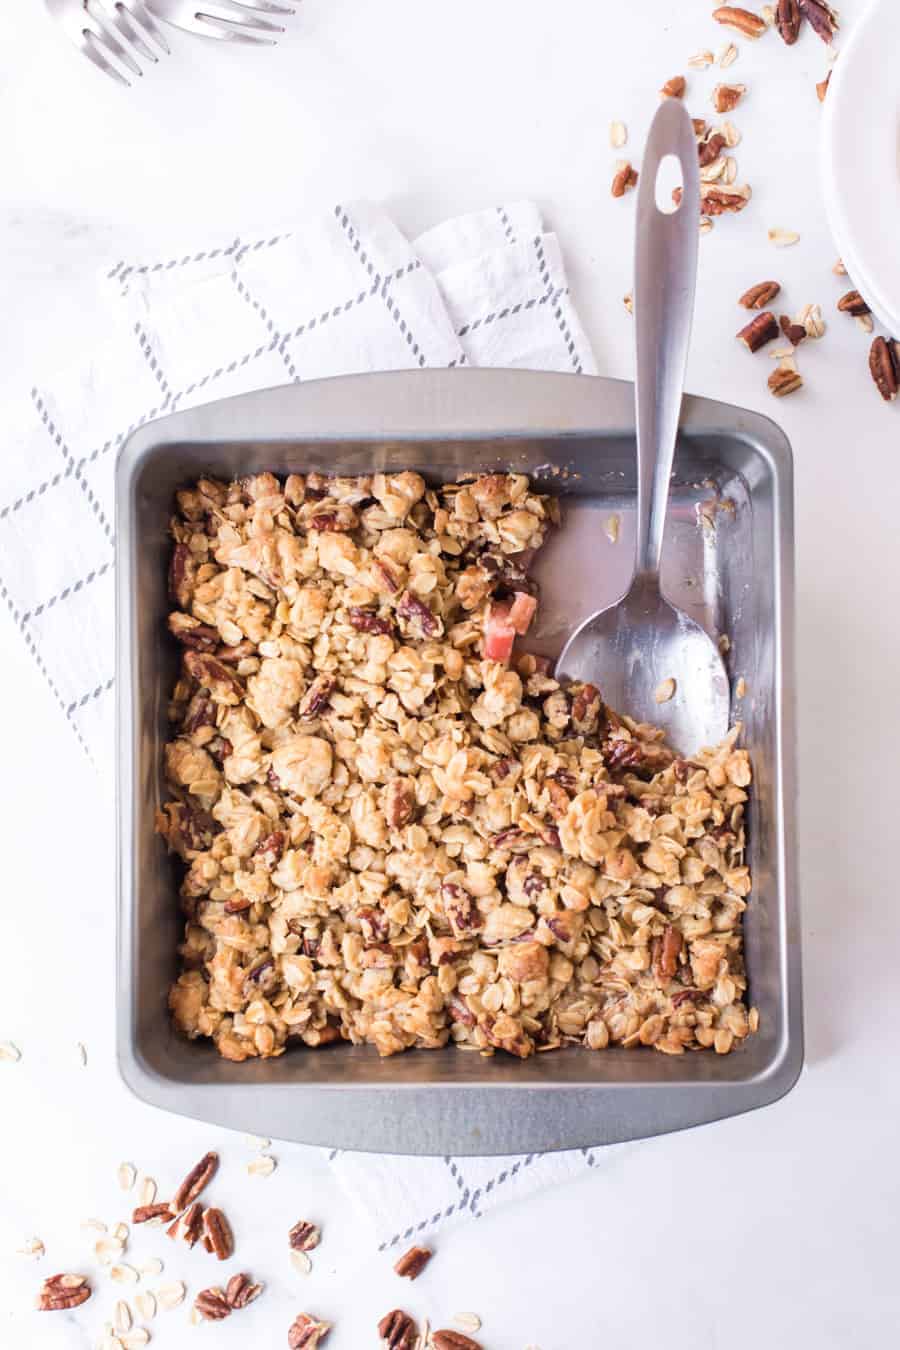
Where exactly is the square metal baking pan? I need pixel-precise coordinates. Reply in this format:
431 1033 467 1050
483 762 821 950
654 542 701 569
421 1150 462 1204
116 369 802 1155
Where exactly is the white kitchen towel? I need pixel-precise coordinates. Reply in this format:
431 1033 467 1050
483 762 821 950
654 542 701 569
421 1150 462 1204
0 198 602 1243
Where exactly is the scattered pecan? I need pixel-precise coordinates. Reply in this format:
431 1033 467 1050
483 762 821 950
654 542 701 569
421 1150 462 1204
224 896 251 914
442 883 482 935
383 778 417 828
288 1312 332 1348
178 1201 205 1248
604 738 672 778
203 1207 234 1261
356 906 390 944
837 290 870 317
393 1245 432 1280
869 336 900 402
775 0 801 43
816 72 831 101
243 958 277 996
168 542 196 608
182 652 243 703
798 0 838 42
779 316 807 345
132 1202 175 1225
671 987 708 1007
226 1272 263 1309
712 5 767 37
194 1286 232 1321
697 131 727 168
570 680 605 735
289 1220 321 1253
701 186 751 215
214 638 257 665
173 1151 219 1212
739 281 781 309
447 995 476 1026
654 925 684 983
611 161 639 198
433 1332 482 1350
712 82 745 112
737 312 779 352
298 674 335 720
396 590 441 637
36 1274 91 1312
660 75 686 98
378 1309 418 1349
768 365 803 397
308 505 359 531
372 560 401 594
167 613 219 651
348 606 394 635
254 830 285 868
673 758 702 784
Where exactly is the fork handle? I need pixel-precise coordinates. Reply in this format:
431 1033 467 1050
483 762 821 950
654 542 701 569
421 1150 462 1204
632 99 700 582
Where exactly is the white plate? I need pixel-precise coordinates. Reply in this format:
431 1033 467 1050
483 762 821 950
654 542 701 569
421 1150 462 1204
822 0 900 335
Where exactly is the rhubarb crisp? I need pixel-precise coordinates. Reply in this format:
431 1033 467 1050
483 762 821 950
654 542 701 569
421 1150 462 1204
160 470 755 1061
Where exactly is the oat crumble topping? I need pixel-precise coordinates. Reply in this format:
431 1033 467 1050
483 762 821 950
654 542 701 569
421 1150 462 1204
160 471 755 1061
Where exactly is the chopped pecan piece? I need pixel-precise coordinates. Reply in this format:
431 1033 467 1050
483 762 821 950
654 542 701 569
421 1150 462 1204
447 995 476 1026
654 925 684 983
442 883 482 936
383 778 417 828
432 1331 482 1350
178 1201 205 1248
393 1245 432 1280
570 681 605 735
168 613 219 650
798 0 838 42
226 1272 263 1308
768 365 803 397
308 504 359 531
203 1207 234 1261
224 896 251 914
36 1274 91 1312
289 1220 321 1253
739 280 781 309
779 316 807 346
837 290 871 318
182 652 244 704
737 312 779 352
776 0 801 43
288 1312 332 1348
173 1151 219 1212
697 131 726 168
372 560 401 594
869 336 900 402
816 72 831 101
168 542 196 608
396 590 441 637
254 830 285 868
701 186 751 215
671 987 708 1007
660 75 686 98
357 906 390 944
214 638 257 665
611 161 639 197
348 606 394 635
298 674 335 720
194 1286 232 1321
712 82 745 112
379 1309 418 1349
712 5 767 37
132 1202 175 1225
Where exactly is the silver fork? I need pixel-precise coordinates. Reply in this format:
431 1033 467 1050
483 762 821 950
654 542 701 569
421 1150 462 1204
45 0 170 87
146 0 295 44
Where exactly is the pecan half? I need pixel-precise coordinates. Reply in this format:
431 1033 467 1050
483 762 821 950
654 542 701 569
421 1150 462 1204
775 0 801 43
660 75 686 98
739 280 781 309
289 1220 321 1253
132 1202 175 1225
779 316 807 345
712 82 745 112
393 1245 432 1280
203 1207 234 1261
396 590 441 638
737 312 779 352
837 290 871 317
768 365 803 397
433 1332 482 1350
173 1151 219 1212
194 1286 231 1321
383 778 417 828
298 674 335 720
288 1312 332 1348
869 336 900 402
36 1274 91 1312
798 0 838 42
701 186 751 215
611 161 639 198
226 1272 263 1309
378 1309 418 1349
348 606 394 635
712 5 767 37
178 1201 205 1248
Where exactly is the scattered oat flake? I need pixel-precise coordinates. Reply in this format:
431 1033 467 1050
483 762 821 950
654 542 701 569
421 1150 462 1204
721 120 741 147
96 1237 126 1265
0 1041 21 1062
724 157 737 185
139 1259 163 1277
604 514 620 544
736 677 747 698
83 1217 108 1233
655 678 677 704
113 1222 129 1243
243 1134 271 1150
688 49 714 67
699 216 714 234
75 1042 88 1067
115 1301 133 1333
452 1313 482 1333
189 1305 204 1326
609 120 627 148
247 1155 276 1178
117 1163 137 1191
719 634 732 654
156 1281 186 1310
718 42 738 67
770 346 795 360
111 1264 139 1285
768 229 800 247
136 1292 157 1320
761 3 775 23
17 1237 45 1258
749 1006 760 1032
856 313 874 334
138 1177 157 1207
623 291 633 315
121 1332 150 1348
833 258 847 275
291 1250 312 1275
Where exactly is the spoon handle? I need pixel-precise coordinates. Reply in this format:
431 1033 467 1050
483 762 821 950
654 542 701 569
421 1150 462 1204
632 98 700 581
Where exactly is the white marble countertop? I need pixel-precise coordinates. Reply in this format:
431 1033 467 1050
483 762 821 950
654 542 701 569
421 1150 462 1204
3 1 899 1346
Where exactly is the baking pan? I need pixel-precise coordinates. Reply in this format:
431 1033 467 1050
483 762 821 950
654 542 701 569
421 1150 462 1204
116 369 802 1155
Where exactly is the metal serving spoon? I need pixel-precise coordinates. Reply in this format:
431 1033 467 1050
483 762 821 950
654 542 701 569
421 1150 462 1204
557 98 729 754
